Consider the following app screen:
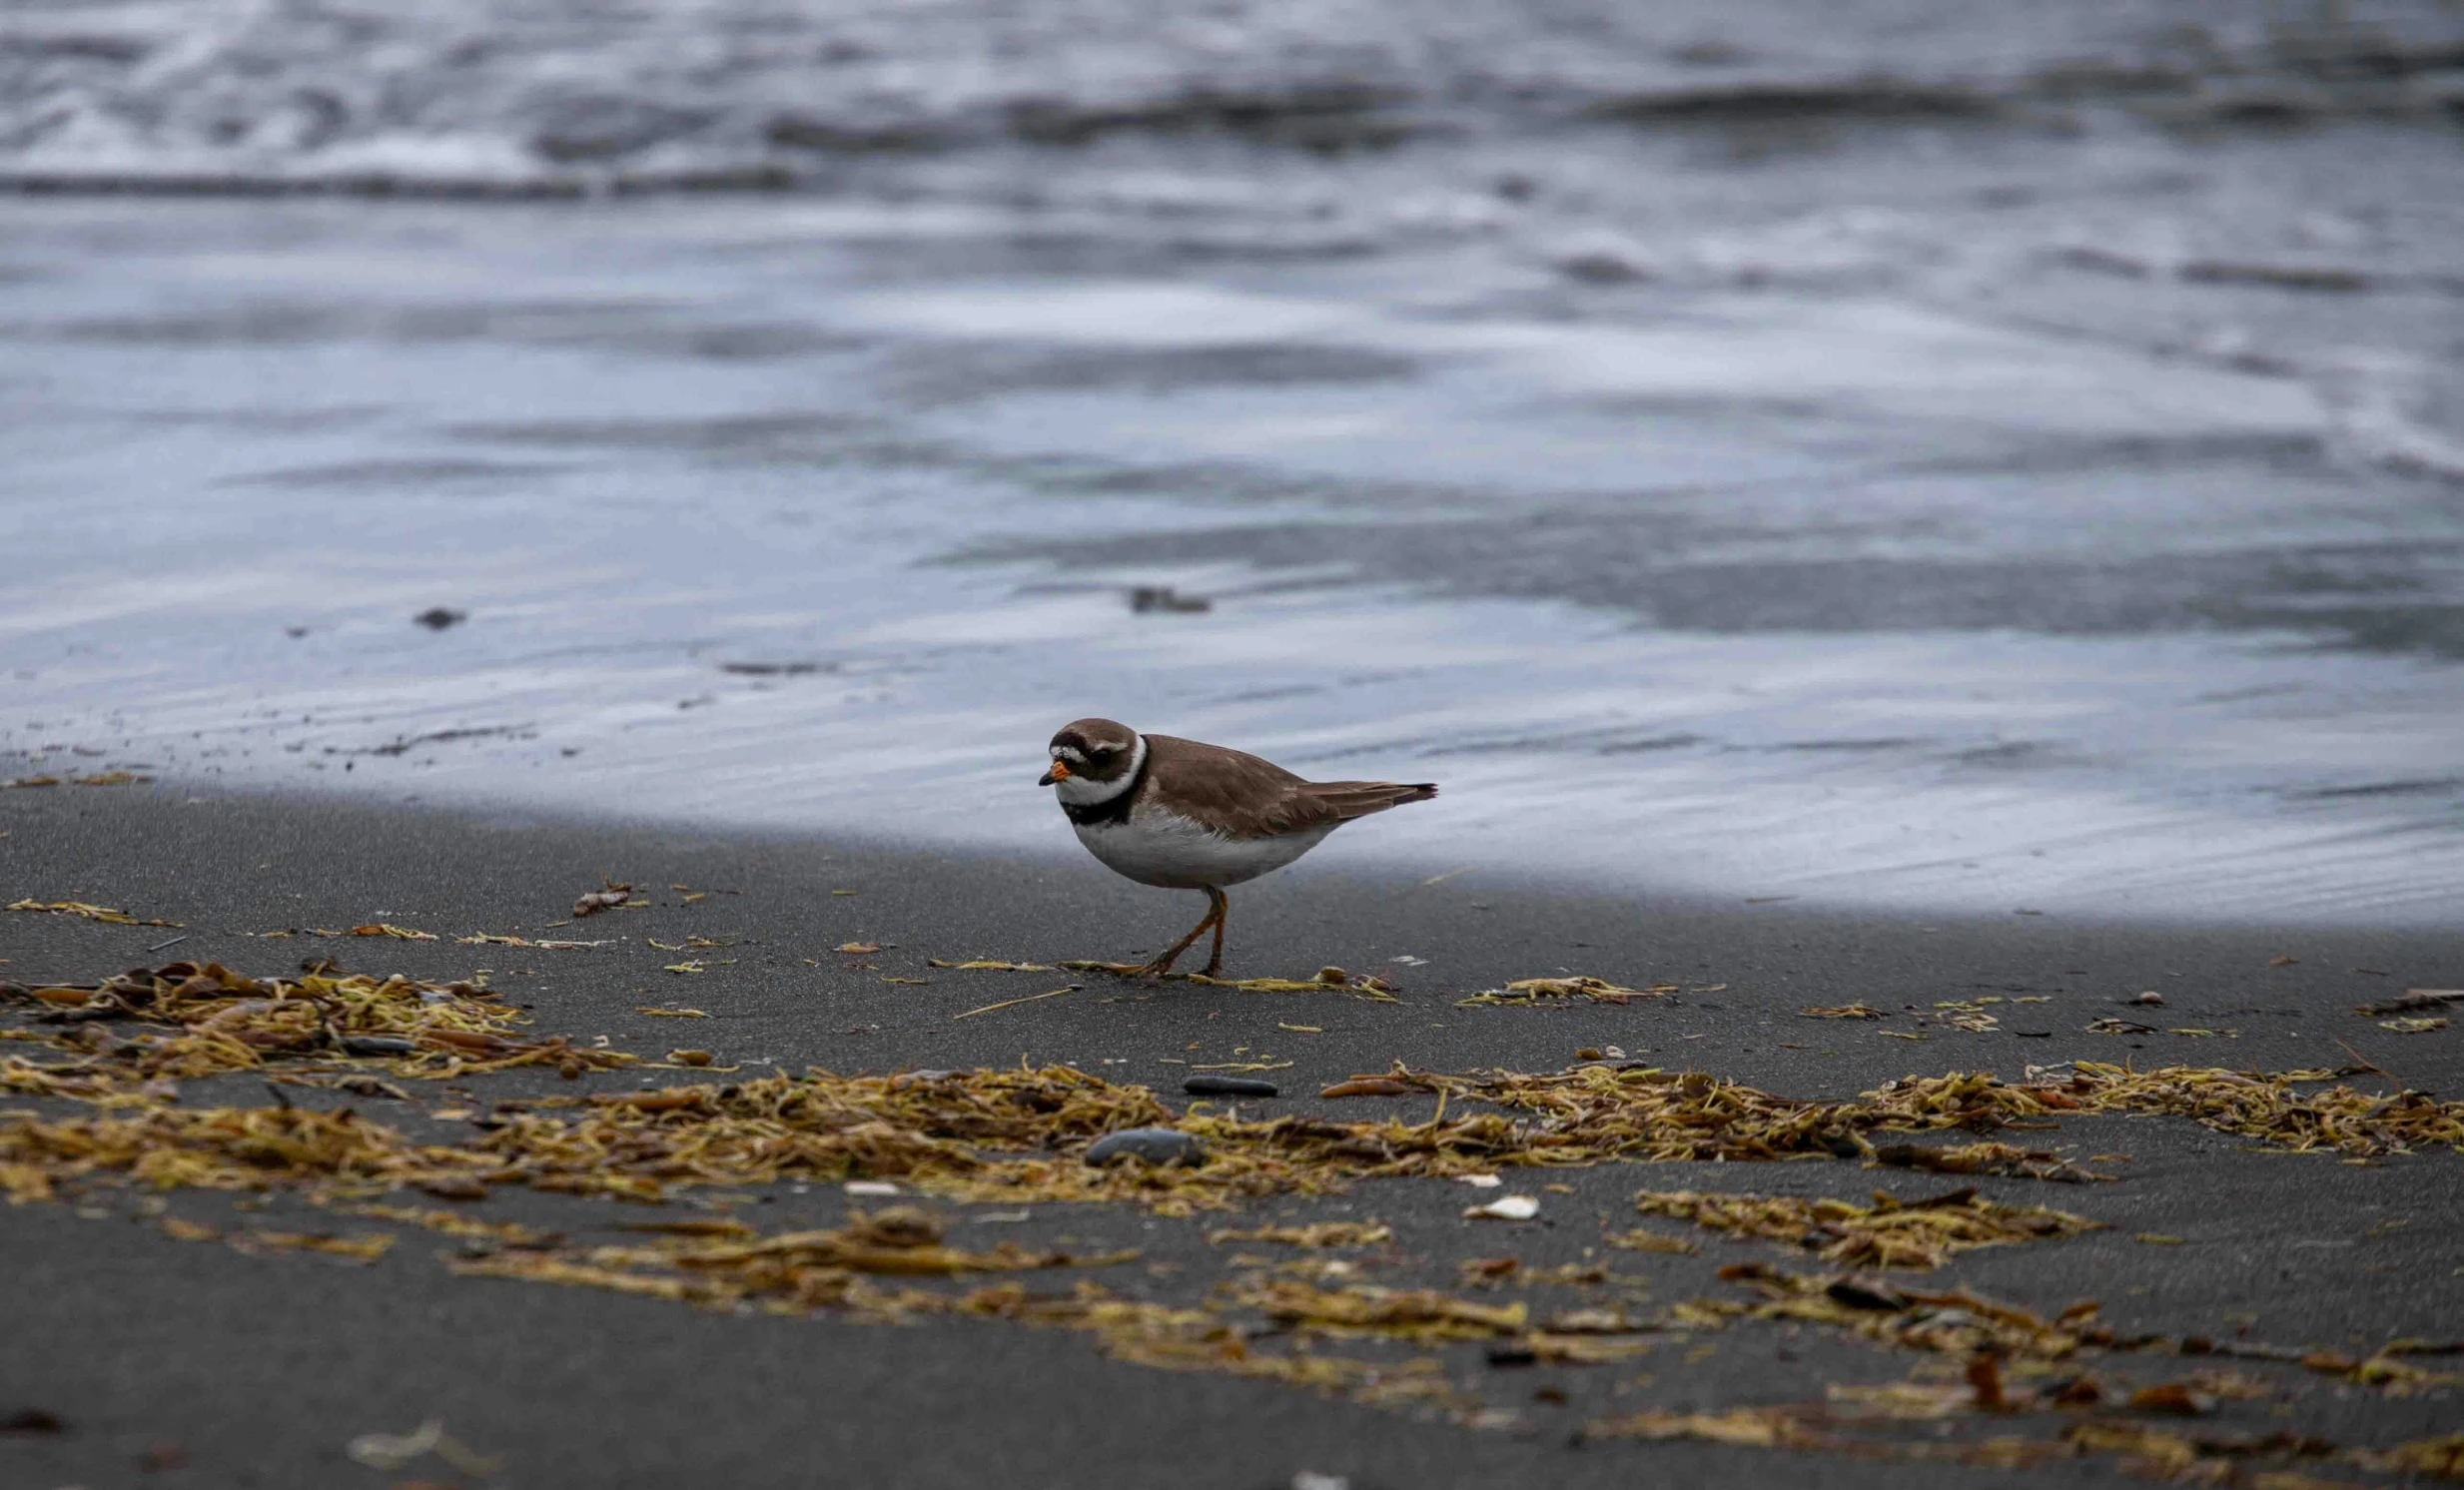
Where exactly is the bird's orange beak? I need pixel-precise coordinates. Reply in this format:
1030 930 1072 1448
1039 759 1071 786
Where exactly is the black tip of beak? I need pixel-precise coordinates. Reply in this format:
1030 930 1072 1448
1038 768 1059 786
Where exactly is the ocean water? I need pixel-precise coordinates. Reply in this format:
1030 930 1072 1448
3 2 2462 923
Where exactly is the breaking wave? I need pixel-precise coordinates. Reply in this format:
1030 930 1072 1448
2 0 2459 197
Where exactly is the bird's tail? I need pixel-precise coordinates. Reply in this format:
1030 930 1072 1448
1305 780 1439 821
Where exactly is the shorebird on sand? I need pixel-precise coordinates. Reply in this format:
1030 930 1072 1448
1039 717 1437 977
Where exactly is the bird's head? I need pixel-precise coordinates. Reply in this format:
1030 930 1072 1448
1041 717 1143 805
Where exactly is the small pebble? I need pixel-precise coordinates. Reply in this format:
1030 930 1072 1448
2129 991 2165 1007
1183 1076 1278 1098
341 1036 416 1056
1085 1127 1206 1166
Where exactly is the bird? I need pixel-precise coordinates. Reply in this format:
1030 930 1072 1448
1038 717 1437 979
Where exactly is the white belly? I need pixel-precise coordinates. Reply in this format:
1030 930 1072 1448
1074 807 1332 889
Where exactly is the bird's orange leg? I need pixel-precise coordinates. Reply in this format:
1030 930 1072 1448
1202 889 1229 978
1128 887 1227 978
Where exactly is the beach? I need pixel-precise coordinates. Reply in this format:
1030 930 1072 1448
4 781 2458 1487
6 3 2464 1481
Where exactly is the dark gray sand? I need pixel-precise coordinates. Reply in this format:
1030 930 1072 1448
4 783 2460 1489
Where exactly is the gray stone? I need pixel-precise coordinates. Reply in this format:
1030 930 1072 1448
1084 1127 1205 1166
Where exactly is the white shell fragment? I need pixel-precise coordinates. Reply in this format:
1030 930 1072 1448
1456 1172 1502 1188
843 1180 902 1196
1463 1193 1540 1220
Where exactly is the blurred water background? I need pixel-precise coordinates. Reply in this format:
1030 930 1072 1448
3 0 2463 922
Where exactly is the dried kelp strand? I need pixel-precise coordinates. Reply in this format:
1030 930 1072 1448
1632 1185 2100 1269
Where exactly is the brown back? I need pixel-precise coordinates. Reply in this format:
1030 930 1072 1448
1140 734 1437 840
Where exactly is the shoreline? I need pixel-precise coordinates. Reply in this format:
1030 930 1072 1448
6 779 2459 1092
8 752 2458 934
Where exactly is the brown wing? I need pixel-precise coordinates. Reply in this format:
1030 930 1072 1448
1141 734 1437 840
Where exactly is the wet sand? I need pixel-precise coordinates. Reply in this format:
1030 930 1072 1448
3 781 2459 1488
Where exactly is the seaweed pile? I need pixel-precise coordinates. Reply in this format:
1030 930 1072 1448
1702 1260 2115 1360
2062 1064 2464 1157
5 957 2460 1482
1453 976 1671 1008
450 1204 1139 1313
1 960 634 1095
1592 1274 2464 1485
1592 1408 2455 1483
1337 1062 2464 1162
1207 1221 1392 1247
5 968 2460 1221
1629 1186 2101 1270
0 1103 492 1204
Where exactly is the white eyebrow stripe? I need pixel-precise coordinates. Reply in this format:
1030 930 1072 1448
1054 732 1144 808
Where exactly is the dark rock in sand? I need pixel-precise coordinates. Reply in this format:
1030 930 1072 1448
341 1035 416 1056
1084 1127 1205 1166
1182 1075 1279 1098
